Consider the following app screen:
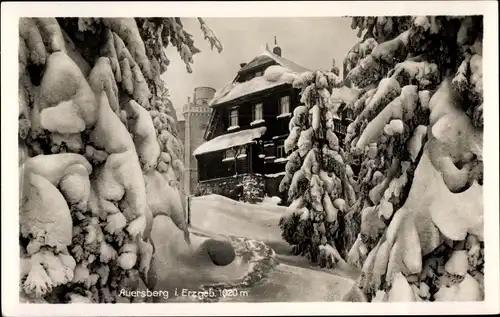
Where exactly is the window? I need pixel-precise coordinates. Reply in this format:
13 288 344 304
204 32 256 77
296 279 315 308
280 95 290 114
333 119 343 135
224 148 235 159
253 103 263 121
230 108 239 127
273 143 289 163
264 142 276 159
236 146 247 159
255 71 263 77
345 108 354 122
277 144 285 158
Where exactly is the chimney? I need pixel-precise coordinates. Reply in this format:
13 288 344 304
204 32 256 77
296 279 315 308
272 36 282 57
239 62 247 68
188 96 191 103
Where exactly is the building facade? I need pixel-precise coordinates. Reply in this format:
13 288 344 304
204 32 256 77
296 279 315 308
179 86 216 195
192 40 359 204
193 40 313 204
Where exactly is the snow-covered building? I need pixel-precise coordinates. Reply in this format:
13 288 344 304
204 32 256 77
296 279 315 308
193 39 311 204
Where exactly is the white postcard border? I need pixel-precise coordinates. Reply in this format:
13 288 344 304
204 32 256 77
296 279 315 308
2 1 498 316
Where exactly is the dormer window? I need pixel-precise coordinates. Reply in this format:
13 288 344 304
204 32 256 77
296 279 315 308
255 71 263 77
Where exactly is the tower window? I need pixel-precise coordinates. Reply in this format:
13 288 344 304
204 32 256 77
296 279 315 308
253 102 263 121
280 95 290 114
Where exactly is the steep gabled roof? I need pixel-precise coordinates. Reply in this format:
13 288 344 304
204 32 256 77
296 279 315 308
237 49 310 75
210 48 311 107
238 54 275 74
260 49 311 74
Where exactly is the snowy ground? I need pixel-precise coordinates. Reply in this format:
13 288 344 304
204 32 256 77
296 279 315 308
150 194 365 302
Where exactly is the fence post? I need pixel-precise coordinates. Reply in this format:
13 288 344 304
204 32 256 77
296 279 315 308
186 195 191 226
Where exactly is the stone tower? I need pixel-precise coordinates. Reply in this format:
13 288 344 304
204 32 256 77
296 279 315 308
182 86 216 195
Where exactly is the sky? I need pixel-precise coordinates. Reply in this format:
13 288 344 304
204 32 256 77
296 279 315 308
161 17 360 120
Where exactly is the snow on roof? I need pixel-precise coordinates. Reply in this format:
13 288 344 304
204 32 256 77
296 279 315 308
193 126 267 156
210 65 301 106
210 49 311 107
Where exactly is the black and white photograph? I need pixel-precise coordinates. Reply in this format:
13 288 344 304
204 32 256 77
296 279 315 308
1 1 499 316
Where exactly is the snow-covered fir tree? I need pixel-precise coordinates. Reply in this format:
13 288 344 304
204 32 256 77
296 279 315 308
278 70 358 267
18 17 222 303
278 15 484 302
342 16 483 302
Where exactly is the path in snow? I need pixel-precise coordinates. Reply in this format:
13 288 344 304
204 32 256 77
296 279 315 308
178 194 367 302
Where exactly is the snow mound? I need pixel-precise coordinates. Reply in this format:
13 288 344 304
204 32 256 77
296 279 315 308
189 194 286 242
434 274 482 301
430 181 483 241
330 86 363 106
264 65 296 82
261 196 282 206
388 273 415 302
445 250 468 276
151 216 277 301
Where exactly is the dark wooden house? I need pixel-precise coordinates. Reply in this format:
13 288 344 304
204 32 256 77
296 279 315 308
192 40 312 203
193 41 358 204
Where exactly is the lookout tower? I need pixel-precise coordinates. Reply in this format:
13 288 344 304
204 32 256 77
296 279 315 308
181 86 216 194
